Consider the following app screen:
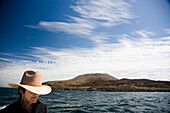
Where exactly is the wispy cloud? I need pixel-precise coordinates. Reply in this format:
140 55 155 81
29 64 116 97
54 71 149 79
26 0 135 43
131 29 155 38
1 0 170 87
163 28 170 35
1 34 170 86
71 0 134 26
36 20 95 36
0 57 13 62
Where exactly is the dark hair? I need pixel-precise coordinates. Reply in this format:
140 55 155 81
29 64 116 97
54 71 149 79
18 86 26 101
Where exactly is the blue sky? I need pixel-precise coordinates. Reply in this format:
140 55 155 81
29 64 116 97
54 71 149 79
0 0 170 86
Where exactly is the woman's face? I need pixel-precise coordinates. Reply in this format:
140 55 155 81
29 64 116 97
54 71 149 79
22 90 40 104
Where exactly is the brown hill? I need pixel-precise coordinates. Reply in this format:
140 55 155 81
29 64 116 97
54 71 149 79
69 73 118 82
43 73 170 92
43 73 118 90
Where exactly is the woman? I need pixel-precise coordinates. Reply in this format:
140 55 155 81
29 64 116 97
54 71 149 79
0 70 52 113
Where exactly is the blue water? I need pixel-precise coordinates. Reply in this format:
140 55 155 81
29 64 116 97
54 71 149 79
0 88 170 113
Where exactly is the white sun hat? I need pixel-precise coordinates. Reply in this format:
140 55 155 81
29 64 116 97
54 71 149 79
8 70 52 95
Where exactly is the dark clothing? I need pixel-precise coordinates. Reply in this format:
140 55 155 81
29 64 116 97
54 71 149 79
0 100 47 113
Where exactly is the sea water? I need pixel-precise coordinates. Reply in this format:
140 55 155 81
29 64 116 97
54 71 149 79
0 88 170 113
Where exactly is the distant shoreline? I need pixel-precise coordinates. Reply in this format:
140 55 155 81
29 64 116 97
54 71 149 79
0 87 170 92
43 73 170 92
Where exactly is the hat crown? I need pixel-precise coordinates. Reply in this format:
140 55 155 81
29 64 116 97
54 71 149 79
20 70 42 86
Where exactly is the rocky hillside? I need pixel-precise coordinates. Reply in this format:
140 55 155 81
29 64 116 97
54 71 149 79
70 73 118 82
43 73 170 92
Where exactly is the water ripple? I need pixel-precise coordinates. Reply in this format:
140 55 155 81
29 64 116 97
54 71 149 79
0 88 170 113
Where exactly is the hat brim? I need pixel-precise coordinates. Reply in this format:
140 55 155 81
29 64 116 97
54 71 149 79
8 83 52 95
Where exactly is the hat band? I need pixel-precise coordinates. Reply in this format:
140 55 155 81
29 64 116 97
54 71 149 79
21 84 43 87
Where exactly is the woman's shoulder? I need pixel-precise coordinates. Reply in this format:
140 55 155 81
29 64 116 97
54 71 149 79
36 100 46 107
0 101 28 113
34 100 47 113
7 101 20 107
0 101 18 111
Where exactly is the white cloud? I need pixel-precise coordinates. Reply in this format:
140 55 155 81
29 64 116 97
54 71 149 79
26 0 135 43
37 20 95 36
1 35 170 86
1 0 170 87
0 57 13 62
163 28 170 35
132 29 155 38
71 0 134 26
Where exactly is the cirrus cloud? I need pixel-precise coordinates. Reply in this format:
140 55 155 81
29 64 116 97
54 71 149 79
26 0 135 44
0 32 170 86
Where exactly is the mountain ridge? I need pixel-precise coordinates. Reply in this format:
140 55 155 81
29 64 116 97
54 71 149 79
43 73 170 92
69 73 118 82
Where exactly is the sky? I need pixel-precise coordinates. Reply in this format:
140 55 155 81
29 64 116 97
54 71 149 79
0 0 170 87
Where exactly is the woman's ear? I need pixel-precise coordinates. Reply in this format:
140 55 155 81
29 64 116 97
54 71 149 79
19 88 24 95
